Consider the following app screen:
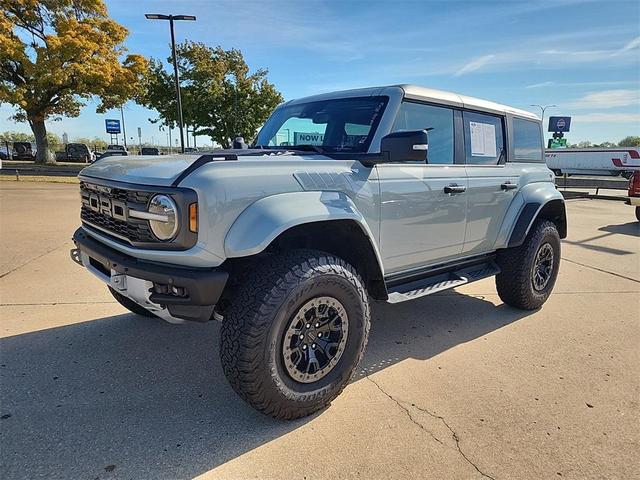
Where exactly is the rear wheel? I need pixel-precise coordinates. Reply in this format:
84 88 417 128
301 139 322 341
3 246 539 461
109 286 157 318
219 249 370 419
495 220 561 310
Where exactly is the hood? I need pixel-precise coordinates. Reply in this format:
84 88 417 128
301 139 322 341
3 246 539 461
79 150 331 186
80 154 203 186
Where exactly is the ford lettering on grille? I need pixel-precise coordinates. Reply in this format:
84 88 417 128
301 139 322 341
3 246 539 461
88 194 128 221
80 182 155 244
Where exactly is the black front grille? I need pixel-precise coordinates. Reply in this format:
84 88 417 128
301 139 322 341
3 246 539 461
81 207 155 242
80 182 156 244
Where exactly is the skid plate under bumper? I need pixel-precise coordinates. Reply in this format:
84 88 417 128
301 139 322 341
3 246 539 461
71 228 228 322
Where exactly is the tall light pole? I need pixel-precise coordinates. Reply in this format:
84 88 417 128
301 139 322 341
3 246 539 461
530 104 557 130
145 13 196 154
120 105 127 149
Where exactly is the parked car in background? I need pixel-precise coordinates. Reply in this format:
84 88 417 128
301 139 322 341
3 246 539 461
94 150 129 162
12 142 35 160
106 144 126 152
627 171 640 221
55 143 94 163
140 147 160 155
545 148 640 178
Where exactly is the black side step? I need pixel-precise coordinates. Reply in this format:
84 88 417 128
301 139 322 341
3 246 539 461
386 261 500 304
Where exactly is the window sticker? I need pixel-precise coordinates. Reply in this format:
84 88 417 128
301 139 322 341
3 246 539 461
469 121 497 157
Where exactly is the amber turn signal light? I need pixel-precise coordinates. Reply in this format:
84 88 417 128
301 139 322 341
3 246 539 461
189 203 198 232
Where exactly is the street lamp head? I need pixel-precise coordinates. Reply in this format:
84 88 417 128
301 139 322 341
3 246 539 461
146 14 196 21
145 13 170 20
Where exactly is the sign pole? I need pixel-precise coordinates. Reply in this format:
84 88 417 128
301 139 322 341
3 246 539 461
120 106 127 149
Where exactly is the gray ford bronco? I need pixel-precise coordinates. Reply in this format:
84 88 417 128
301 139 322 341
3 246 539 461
71 85 566 419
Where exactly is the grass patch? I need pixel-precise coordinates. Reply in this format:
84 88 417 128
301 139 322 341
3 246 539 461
0 175 78 184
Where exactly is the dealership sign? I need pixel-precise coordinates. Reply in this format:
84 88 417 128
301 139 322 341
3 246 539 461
548 116 571 133
294 132 324 146
105 119 121 134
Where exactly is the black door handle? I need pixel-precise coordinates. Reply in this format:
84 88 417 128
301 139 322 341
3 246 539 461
501 182 518 190
444 184 466 194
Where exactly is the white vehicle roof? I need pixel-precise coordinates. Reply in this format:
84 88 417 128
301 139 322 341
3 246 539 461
286 84 539 121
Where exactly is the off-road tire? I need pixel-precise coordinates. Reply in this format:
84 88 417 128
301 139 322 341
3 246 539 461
495 220 561 310
109 286 157 318
220 249 370 420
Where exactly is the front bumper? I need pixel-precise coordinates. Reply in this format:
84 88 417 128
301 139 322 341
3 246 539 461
71 228 228 322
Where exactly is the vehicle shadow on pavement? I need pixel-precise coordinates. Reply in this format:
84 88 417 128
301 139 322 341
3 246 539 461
0 292 529 479
599 221 640 237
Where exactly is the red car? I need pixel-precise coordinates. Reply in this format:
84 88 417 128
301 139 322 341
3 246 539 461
627 171 640 221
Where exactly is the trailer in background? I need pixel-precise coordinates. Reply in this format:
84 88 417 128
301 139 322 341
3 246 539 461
545 148 640 178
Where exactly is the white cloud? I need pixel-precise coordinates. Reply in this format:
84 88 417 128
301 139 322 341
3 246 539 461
452 33 640 78
571 112 640 123
612 35 640 56
454 54 496 77
525 80 637 89
525 81 556 89
566 89 640 109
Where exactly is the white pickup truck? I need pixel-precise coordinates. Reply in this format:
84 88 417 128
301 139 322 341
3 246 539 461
545 148 640 178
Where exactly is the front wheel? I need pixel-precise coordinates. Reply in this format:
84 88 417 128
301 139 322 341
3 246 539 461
635 206 640 222
495 220 561 310
219 249 370 419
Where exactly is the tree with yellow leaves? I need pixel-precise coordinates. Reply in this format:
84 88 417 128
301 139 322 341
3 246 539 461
0 0 147 163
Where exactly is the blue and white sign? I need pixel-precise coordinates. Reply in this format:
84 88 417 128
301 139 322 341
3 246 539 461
105 119 121 134
548 116 571 133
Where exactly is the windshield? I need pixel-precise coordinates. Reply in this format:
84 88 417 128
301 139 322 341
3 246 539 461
255 96 388 153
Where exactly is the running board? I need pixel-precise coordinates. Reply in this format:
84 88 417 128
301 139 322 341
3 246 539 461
386 261 500 304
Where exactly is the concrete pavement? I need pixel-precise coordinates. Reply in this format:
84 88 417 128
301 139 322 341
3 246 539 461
0 182 638 479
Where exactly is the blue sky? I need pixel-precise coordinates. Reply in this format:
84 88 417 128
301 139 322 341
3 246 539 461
2 0 639 146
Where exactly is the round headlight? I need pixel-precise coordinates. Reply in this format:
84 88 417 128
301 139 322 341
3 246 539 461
148 194 178 240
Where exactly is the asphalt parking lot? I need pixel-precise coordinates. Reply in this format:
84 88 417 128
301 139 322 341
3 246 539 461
0 182 638 480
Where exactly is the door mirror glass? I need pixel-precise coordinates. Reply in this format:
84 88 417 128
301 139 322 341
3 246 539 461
380 130 429 163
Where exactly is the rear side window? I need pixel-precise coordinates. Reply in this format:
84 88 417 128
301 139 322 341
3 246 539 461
513 118 543 162
392 102 454 164
463 111 505 165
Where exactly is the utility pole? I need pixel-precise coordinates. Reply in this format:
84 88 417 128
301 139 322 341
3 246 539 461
120 105 127 149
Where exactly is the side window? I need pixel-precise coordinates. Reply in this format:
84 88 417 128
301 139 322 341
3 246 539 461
463 111 505 165
513 118 543 162
392 102 454 164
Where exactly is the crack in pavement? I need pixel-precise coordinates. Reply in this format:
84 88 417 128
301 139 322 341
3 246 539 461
409 402 497 480
364 371 496 480
364 371 443 445
561 257 640 284
0 242 71 279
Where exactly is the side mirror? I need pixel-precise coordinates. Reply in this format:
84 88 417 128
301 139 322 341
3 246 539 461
380 130 429 163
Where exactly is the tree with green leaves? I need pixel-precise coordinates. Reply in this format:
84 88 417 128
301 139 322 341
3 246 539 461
0 0 147 163
619 136 640 147
140 41 283 148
